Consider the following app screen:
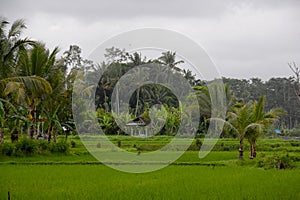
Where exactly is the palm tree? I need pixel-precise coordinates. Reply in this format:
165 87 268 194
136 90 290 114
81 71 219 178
0 100 5 143
16 42 59 137
0 98 18 143
0 76 53 137
225 101 254 159
246 96 285 158
224 96 284 159
158 51 183 72
182 69 196 85
0 18 35 78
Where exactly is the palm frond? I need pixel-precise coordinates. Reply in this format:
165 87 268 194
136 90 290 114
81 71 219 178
0 98 17 114
3 38 36 63
0 76 52 95
8 19 26 38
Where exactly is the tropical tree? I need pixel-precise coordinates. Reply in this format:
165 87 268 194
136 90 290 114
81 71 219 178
0 98 18 143
224 96 284 159
158 51 183 72
225 101 255 159
245 96 285 158
13 42 60 137
182 69 196 86
0 18 35 78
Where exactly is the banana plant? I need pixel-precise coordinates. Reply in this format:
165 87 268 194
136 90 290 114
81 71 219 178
0 98 17 143
43 106 62 143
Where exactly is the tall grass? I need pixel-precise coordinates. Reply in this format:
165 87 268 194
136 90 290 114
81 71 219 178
0 165 299 199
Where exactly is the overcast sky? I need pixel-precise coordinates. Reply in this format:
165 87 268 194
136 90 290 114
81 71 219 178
1 0 300 80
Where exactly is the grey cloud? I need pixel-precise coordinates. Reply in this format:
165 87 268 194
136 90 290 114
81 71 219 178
1 0 299 80
0 0 260 22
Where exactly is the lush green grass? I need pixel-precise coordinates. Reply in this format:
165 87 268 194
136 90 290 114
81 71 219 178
0 164 300 199
1 136 300 199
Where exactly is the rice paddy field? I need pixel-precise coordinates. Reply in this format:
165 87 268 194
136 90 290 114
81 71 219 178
1 136 300 199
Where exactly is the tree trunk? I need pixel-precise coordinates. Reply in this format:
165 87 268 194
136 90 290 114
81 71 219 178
253 142 257 158
65 130 68 141
47 126 52 143
135 88 140 117
249 143 254 159
116 84 120 115
53 131 57 143
0 126 4 143
239 139 244 159
29 105 36 139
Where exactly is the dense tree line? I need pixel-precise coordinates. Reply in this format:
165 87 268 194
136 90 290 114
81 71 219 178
223 77 300 129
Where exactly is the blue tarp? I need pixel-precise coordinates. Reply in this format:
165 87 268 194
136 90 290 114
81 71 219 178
274 129 281 134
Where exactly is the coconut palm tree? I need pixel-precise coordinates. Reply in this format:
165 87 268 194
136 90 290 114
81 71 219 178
0 98 18 143
158 51 183 72
182 69 196 86
224 96 284 159
16 42 59 136
0 18 35 78
225 101 254 159
246 96 285 158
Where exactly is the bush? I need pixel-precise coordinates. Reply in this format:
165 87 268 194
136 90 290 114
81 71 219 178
270 143 281 148
15 138 37 155
257 153 295 169
196 139 202 149
37 140 49 150
1 143 15 156
290 141 300 147
117 140 121 147
71 140 76 148
96 143 101 148
49 141 69 153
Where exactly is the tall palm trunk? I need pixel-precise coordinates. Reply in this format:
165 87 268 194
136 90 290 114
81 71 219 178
253 141 257 158
135 88 140 117
249 143 254 159
239 138 244 159
0 127 4 143
47 125 52 143
29 105 37 139
249 139 257 159
53 130 57 143
116 84 120 115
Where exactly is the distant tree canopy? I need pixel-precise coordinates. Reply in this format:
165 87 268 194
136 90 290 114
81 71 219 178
223 77 300 129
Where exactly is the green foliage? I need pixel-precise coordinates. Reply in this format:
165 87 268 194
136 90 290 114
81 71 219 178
223 77 299 129
0 138 70 156
70 140 76 148
15 138 37 155
0 142 14 156
36 140 49 153
49 140 69 153
117 139 121 147
257 153 295 169
96 109 119 134
96 142 101 148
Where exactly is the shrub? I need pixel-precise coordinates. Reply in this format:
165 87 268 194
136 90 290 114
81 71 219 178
196 139 202 150
117 140 121 147
36 140 49 154
257 153 295 169
50 141 69 153
96 143 101 148
71 140 76 148
270 143 281 148
37 140 49 150
290 141 300 147
1 143 15 156
15 138 37 155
